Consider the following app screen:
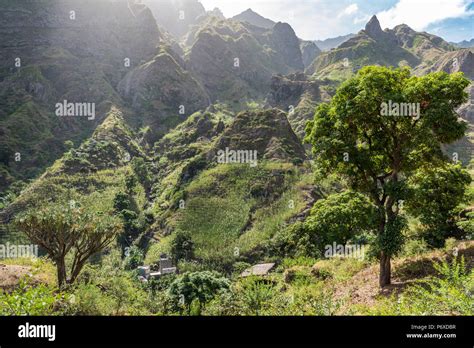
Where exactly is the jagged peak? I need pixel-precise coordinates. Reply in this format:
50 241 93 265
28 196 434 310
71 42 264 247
365 15 384 38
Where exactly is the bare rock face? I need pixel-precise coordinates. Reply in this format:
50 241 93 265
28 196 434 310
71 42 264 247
363 15 399 46
266 72 327 138
186 18 304 102
0 0 167 188
364 15 384 39
430 50 474 79
267 73 318 109
271 22 305 71
300 40 321 68
117 49 210 138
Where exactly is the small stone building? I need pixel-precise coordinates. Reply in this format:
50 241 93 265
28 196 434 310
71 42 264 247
240 263 275 278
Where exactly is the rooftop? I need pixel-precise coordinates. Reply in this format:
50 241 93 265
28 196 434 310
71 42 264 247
240 263 275 277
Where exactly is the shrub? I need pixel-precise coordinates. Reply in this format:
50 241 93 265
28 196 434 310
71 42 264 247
444 237 458 253
283 266 314 286
123 246 144 270
232 261 251 276
66 283 113 315
236 277 276 315
168 271 230 315
401 238 429 257
170 230 195 263
368 256 473 315
287 284 342 315
0 276 60 315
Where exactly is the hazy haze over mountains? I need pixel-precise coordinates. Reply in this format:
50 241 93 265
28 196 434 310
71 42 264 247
0 1 473 321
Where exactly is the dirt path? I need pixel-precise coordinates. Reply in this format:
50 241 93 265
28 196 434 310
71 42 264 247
0 264 34 291
333 241 474 308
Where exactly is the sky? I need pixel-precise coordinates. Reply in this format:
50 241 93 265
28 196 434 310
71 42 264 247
199 0 474 42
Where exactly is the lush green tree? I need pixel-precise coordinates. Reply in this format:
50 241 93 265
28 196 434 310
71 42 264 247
113 192 131 212
113 191 142 251
170 230 195 262
273 191 377 258
305 66 469 286
306 191 378 246
272 221 319 258
15 203 122 288
168 271 230 314
405 163 471 247
124 173 137 194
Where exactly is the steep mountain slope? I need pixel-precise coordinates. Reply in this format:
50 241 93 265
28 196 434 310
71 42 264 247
266 72 335 138
213 109 306 163
307 16 420 79
306 15 462 80
117 47 210 142
416 49 474 79
0 0 221 192
147 108 312 268
0 104 147 223
185 17 304 102
300 40 322 68
0 0 160 190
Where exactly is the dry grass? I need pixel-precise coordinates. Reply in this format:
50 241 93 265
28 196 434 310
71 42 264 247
0 257 56 291
331 240 474 310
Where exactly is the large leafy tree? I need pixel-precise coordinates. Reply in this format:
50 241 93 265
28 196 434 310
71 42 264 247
273 191 377 258
305 66 469 286
405 163 471 247
16 203 122 288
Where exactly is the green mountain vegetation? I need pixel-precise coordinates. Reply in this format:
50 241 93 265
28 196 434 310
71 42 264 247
306 15 473 81
0 0 472 317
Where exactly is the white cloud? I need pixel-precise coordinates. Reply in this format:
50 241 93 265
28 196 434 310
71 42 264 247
376 0 472 31
353 14 370 24
342 3 359 16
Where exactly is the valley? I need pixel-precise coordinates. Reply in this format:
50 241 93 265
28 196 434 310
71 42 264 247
0 0 472 318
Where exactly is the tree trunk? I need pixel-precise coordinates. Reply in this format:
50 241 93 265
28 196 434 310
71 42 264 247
379 251 391 287
376 201 393 288
56 258 67 288
69 259 86 284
